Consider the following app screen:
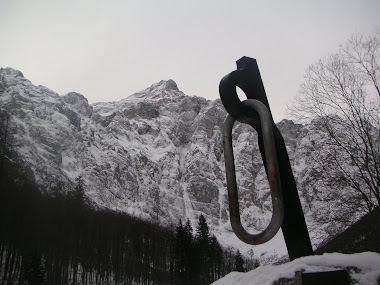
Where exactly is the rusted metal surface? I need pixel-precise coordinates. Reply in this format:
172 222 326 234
219 56 314 260
222 99 284 244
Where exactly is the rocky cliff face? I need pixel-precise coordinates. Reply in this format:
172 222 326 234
0 67 358 260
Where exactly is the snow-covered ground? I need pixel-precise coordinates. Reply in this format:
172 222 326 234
212 252 380 285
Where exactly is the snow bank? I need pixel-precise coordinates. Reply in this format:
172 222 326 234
212 252 380 285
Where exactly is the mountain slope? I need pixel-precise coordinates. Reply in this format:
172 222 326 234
0 67 364 260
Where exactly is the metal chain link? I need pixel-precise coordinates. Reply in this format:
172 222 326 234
222 99 284 244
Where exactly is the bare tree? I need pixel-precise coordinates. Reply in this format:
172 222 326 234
289 31 380 225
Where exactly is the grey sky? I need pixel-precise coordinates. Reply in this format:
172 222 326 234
1 0 379 122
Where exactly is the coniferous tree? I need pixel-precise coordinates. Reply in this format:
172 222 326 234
196 215 210 243
173 219 194 284
209 235 223 280
71 175 86 204
234 249 244 272
183 219 194 283
195 214 212 284
174 219 184 274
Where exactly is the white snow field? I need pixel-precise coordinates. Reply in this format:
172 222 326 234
212 252 380 285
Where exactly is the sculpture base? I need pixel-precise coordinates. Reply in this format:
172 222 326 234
301 270 349 285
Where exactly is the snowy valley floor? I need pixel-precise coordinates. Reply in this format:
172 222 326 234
212 252 380 285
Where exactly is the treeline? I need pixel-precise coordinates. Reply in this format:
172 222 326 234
0 162 258 284
0 171 173 284
172 216 259 285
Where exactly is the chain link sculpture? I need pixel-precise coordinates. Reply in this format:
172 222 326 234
219 56 314 260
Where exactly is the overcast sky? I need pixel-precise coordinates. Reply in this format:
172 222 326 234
1 0 379 122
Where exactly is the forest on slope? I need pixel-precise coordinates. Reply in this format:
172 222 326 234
0 156 258 285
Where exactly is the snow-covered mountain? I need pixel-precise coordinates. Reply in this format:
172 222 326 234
0 67 355 261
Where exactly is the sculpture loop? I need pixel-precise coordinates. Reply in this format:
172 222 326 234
222 99 284 245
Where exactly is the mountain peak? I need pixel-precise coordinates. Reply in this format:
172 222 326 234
0 67 27 90
128 79 182 100
0 67 24 78
149 79 179 92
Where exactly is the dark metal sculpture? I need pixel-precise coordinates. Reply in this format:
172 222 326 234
219 56 350 283
223 100 284 245
219 56 314 260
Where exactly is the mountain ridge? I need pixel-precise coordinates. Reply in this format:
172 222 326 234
0 67 360 261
